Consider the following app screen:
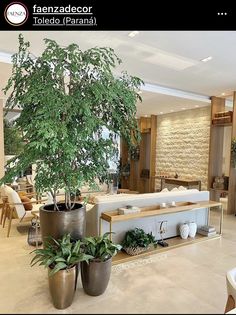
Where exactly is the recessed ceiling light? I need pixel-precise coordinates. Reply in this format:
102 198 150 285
128 31 139 38
144 114 148 117
195 105 199 108
201 56 213 62
170 110 174 112
181 107 186 110
160 112 163 114
221 93 225 96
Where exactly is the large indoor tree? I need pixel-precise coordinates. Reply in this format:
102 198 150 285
1 34 143 210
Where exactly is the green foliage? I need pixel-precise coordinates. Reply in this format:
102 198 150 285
30 233 93 276
231 138 236 154
82 232 122 262
4 119 24 155
1 34 143 210
121 228 158 249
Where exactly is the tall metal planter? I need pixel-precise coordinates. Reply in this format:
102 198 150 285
48 265 77 309
40 203 86 245
81 257 112 296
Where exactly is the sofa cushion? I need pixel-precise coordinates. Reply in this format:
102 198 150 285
178 186 187 191
161 188 169 193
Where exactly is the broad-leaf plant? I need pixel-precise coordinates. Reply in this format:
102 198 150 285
1 34 143 210
30 233 93 276
82 232 122 262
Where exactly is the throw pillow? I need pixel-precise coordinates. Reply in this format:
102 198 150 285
171 187 179 191
178 186 187 191
20 196 32 211
161 188 169 193
18 191 26 197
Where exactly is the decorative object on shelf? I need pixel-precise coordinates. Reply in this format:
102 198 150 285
118 206 141 215
212 110 233 125
30 234 92 309
121 228 158 256
160 202 167 208
188 222 197 238
174 173 179 179
212 176 225 190
197 225 216 237
157 220 168 247
81 232 121 296
122 244 152 256
179 223 190 239
231 138 236 168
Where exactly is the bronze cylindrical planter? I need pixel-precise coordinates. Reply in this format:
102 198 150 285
40 203 86 246
48 265 77 309
81 257 112 296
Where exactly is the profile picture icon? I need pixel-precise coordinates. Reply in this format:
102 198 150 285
4 2 28 26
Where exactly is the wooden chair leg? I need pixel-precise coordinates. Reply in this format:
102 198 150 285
2 204 8 228
0 203 5 225
225 295 235 313
7 208 14 238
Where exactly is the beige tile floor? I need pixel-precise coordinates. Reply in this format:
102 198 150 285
0 211 235 314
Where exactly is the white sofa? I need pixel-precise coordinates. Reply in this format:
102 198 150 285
86 189 209 243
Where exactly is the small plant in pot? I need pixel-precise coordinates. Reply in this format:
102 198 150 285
0 34 143 244
30 233 92 310
81 232 122 296
122 228 158 256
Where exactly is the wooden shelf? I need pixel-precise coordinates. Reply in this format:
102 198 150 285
101 200 222 223
112 233 221 265
210 188 228 193
212 122 232 127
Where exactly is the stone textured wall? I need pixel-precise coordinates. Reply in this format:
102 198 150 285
155 106 211 191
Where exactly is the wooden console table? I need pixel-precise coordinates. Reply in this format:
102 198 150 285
99 200 223 264
160 177 201 191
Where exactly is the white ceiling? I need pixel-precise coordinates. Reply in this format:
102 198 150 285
0 31 236 116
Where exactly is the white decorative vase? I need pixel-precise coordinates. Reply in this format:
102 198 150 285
188 222 197 238
179 223 189 239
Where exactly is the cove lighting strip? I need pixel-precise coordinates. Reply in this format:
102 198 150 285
142 83 211 103
0 52 12 64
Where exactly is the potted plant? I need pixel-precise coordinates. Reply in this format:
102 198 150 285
81 232 122 296
30 233 92 309
1 34 143 243
121 228 158 256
